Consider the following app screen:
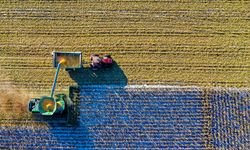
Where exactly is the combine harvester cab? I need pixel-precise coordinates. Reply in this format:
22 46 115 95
28 51 81 126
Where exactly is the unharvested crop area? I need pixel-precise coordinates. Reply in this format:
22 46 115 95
0 85 248 149
0 0 250 95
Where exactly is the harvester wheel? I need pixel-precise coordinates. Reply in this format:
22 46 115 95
28 101 35 112
28 99 39 112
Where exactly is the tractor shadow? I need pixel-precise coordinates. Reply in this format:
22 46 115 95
68 61 128 86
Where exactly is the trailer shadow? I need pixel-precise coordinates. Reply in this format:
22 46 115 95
67 61 128 86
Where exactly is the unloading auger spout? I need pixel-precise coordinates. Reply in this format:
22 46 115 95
51 59 66 98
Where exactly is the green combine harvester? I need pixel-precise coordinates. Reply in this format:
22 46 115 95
28 51 82 126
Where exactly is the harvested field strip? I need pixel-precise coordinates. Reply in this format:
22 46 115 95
1 0 250 70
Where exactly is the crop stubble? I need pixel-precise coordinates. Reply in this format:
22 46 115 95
0 1 249 92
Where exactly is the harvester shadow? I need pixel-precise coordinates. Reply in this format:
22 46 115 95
31 113 94 148
30 89 94 148
68 61 128 85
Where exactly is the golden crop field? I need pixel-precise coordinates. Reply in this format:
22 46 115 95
0 0 250 95
0 1 249 149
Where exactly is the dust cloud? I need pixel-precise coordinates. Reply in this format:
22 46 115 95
0 67 32 119
0 86 32 119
